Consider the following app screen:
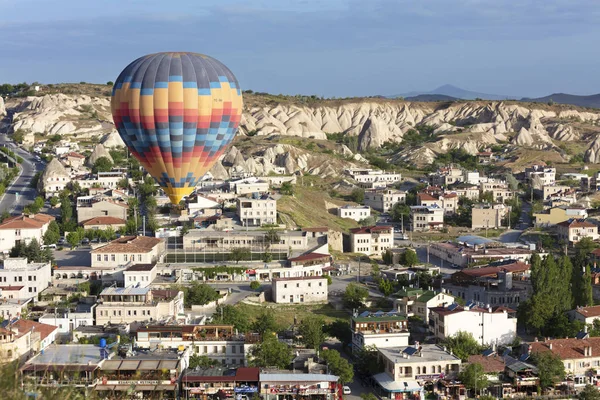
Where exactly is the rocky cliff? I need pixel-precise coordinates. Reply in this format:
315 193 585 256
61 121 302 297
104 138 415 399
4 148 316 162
4 93 600 168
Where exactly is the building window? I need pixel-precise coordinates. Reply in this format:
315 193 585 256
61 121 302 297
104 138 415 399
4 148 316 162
111 255 116 262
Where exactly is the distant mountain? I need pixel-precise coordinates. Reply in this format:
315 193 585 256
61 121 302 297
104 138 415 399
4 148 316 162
404 94 458 102
392 84 514 101
521 93 600 109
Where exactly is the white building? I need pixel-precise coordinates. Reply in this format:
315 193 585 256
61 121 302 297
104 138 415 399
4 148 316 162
236 194 277 227
471 203 509 229
364 189 406 212
337 205 371 222
351 311 409 354
90 236 165 268
347 169 402 186
39 310 95 336
123 264 158 288
410 205 444 232
349 226 394 256
0 258 51 300
525 164 556 188
271 276 328 304
394 289 455 324
429 304 517 346
227 177 270 195
0 214 55 254
95 287 184 326
556 219 599 245
0 298 31 320
570 305 600 325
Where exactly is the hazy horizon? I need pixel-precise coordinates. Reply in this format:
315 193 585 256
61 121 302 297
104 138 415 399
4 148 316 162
2 0 600 98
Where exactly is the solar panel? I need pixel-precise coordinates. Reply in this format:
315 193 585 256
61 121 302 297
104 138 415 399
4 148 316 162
374 311 384 317
502 348 511 357
482 348 495 357
359 311 370 318
576 331 589 340
447 303 459 311
403 347 418 356
465 300 475 308
519 354 529 362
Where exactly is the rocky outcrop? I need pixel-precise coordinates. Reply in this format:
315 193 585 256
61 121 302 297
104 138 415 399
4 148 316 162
585 135 600 163
208 161 229 180
37 158 70 192
0 96 5 117
87 143 113 167
101 130 125 148
547 123 579 141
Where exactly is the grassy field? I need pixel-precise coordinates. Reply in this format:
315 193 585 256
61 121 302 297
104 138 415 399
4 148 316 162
234 302 350 328
278 183 360 231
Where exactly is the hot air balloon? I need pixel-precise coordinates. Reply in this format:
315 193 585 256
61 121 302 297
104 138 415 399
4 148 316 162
111 52 243 204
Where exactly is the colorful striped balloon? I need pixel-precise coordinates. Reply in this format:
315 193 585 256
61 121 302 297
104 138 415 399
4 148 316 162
111 52 242 204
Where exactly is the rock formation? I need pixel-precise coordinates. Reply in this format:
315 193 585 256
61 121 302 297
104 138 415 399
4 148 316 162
585 135 600 163
101 130 126 148
37 158 70 192
87 143 113 167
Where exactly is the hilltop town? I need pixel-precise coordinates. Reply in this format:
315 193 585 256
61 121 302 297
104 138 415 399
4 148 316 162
2 84 600 399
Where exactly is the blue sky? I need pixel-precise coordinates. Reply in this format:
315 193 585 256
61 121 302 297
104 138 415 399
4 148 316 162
1 0 599 97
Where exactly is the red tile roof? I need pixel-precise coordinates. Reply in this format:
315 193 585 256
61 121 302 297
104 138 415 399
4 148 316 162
443 193 458 199
557 219 596 228
576 305 600 319
468 355 505 373
65 152 85 159
530 337 600 360
0 286 24 291
350 226 392 235
11 319 57 341
456 261 530 278
0 214 55 230
418 193 438 202
91 236 163 254
81 216 126 226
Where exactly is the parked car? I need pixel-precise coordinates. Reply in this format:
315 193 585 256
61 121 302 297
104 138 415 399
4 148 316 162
343 386 351 395
81 238 90 245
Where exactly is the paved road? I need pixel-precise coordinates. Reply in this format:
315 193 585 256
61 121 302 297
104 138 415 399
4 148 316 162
0 134 44 214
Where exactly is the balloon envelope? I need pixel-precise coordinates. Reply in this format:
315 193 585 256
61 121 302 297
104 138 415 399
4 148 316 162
111 52 242 204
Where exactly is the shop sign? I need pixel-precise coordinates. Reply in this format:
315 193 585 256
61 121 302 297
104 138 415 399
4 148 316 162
415 374 444 381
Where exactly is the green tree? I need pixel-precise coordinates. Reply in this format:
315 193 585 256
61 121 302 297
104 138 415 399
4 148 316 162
382 249 393 265
325 320 352 346
249 334 292 369
252 310 278 336
189 354 218 370
321 349 354 384
579 384 600 400
12 130 24 144
531 351 565 390
350 188 365 204
354 345 384 377
66 231 80 248
264 229 280 250
230 247 250 264
176 282 219 307
325 275 332 285
43 221 61 245
401 249 418 267
117 178 129 190
443 331 482 361
298 315 326 350
575 237 598 258
49 196 59 207
358 216 376 226
378 278 394 296
504 173 519 191
390 202 410 223
214 305 251 332
342 283 369 309
92 156 113 173
250 280 261 291
280 181 294 195
479 191 494 203
458 363 488 396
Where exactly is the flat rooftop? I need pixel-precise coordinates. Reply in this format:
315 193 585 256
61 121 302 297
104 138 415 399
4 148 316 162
379 344 460 364
27 344 107 365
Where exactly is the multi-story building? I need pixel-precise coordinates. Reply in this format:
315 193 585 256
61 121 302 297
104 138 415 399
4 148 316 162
534 205 588 227
471 203 509 229
75 171 127 189
95 287 184 325
37 158 71 198
90 236 165 268
525 164 556 188
182 367 260 398
0 213 55 254
183 229 309 255
582 172 600 192
364 189 406 212
136 324 259 367
76 198 128 223
272 276 328 304
477 151 494 165
347 169 402 186
543 185 573 200
417 193 458 215
0 319 58 364
62 152 86 168
336 205 371 222
0 298 31 321
394 289 455 323
351 310 409 353
80 216 126 231
39 310 95 337
429 304 517 346
428 166 464 187
227 177 270 195
123 263 158 288
447 183 480 201
570 305 600 325
442 261 531 308
529 336 600 387
430 240 535 268
375 345 461 399
259 372 341 400
557 219 599 245
0 258 51 300
349 225 394 256
236 194 277 227
410 205 444 232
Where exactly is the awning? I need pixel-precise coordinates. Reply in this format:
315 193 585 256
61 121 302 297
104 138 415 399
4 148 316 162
373 373 422 393
156 384 178 391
